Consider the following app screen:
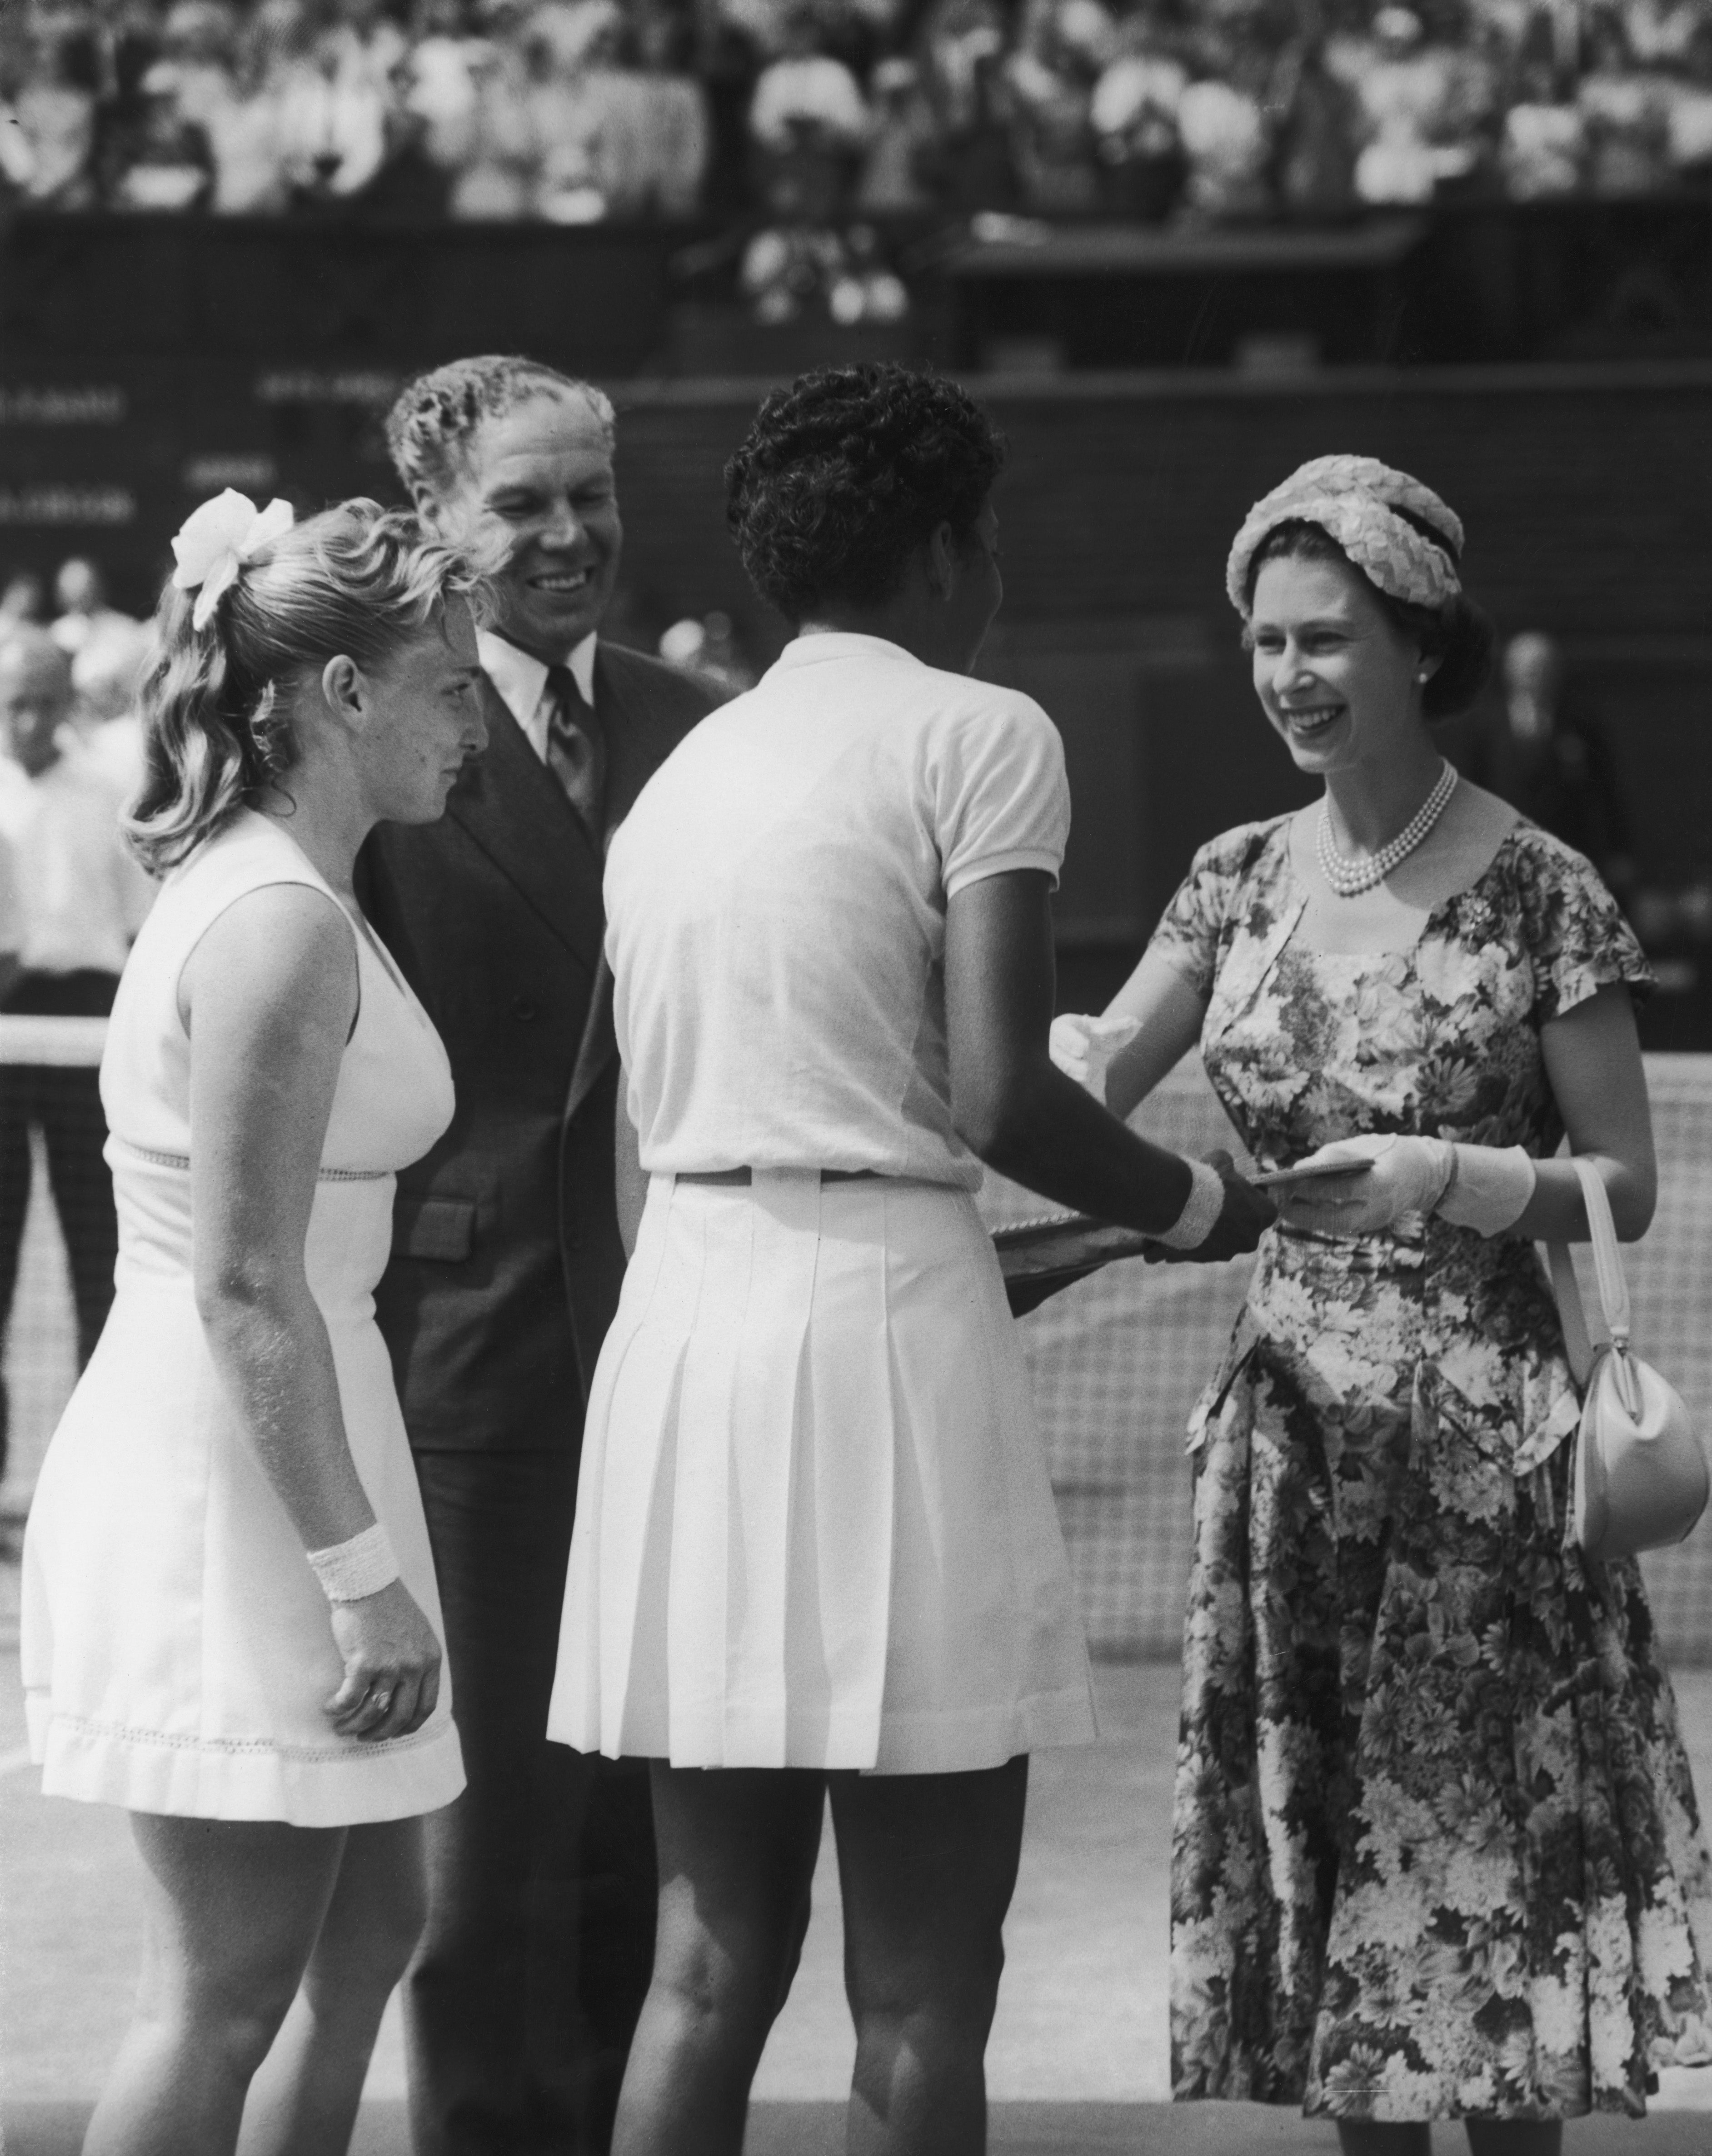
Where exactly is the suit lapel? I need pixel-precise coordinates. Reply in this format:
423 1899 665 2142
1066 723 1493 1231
446 672 604 978
594 646 684 842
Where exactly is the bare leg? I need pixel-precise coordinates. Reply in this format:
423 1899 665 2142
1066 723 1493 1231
831 1753 1028 2156
1465 2126 1562 2156
1337 2128 1432 2156
236 1818 427 2156
83 1815 346 2156
611 1764 826 2156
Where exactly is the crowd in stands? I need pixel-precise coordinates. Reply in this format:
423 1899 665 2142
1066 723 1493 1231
4 0 1712 228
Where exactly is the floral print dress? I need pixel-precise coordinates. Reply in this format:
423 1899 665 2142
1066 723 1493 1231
1153 812 1712 2122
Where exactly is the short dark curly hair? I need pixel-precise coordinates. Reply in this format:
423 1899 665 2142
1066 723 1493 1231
724 364 1006 623
386 355 615 505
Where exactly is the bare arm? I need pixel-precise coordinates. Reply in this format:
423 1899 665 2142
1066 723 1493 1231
944 870 1272 1255
614 1067 647 1260
1516 983 1657 1243
1095 950 1210 1121
185 883 442 1740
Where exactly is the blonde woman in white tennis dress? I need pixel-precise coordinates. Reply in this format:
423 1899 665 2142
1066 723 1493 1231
20 493 486 2156
545 366 1275 2156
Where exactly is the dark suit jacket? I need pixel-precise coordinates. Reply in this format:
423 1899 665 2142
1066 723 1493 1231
358 641 714 1454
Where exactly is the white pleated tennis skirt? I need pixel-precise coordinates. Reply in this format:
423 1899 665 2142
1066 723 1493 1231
547 1171 1097 1774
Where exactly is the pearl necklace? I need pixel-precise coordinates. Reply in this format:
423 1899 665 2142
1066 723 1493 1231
1316 760 1457 897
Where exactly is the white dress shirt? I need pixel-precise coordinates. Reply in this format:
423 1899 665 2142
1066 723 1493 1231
476 629 598 762
0 741 154 976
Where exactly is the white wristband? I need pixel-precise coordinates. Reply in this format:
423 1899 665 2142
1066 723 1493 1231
306 1522 399 1604
1153 1158 1226 1250
1435 1144 1536 1237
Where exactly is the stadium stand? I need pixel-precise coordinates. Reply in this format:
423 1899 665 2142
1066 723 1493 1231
5 0 1712 227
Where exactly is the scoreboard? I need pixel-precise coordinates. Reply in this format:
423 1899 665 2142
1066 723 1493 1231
0 212 679 612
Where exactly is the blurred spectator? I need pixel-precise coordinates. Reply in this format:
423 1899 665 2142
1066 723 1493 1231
439 4 539 216
146 0 245 134
104 60 215 209
6 25 101 206
529 0 624 220
749 0 869 219
1468 630 1635 894
831 217 908 317
529 0 708 219
49 557 125 657
1268 7 1360 216
917 0 1017 209
856 55 937 211
199 0 300 213
0 627 154 1489
740 215 841 318
275 0 396 201
72 616 152 792
45 563 151 791
1177 40 1270 220
629 57 710 214
1 0 1711 229
1625 0 1703 66
0 575 47 632
50 560 147 733
1349 5 1482 204
739 214 905 321
1665 21 1712 176
1578 8 1673 193
657 608 756 698
1005 0 1114 214
404 0 486 169
1090 15 1188 220
1499 11 1586 195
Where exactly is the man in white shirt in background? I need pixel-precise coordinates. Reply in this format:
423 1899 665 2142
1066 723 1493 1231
0 627 152 1489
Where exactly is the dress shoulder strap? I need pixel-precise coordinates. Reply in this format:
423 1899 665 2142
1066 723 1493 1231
137 812 359 1016
160 810 349 942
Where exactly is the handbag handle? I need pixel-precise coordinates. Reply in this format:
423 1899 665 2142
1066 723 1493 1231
1547 1157 1634 1390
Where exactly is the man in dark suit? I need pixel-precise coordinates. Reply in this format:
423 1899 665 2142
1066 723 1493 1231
358 356 715 2155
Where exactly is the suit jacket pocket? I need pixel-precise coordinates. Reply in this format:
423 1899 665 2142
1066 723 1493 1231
392 1195 477 1263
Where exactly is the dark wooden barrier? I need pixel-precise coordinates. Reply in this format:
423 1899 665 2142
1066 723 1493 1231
0 211 680 367
937 195 1712 369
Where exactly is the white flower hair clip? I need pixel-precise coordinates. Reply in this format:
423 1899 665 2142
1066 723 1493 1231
170 489 295 631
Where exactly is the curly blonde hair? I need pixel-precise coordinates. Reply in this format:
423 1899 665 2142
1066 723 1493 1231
128 499 481 875
385 356 616 506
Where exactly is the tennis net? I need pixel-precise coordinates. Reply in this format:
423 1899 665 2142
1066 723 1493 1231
3 1021 1711 1665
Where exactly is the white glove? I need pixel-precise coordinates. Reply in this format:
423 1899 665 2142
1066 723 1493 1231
1437 1144 1536 1235
1280 1134 1455 1237
1049 1012 1142 1101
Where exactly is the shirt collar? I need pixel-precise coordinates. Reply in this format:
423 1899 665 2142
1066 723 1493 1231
768 631 921 672
477 627 598 728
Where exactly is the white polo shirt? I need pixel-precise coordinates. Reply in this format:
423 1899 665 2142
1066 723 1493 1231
0 742 154 977
604 632 1070 1191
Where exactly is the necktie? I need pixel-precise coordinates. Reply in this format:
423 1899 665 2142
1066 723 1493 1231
544 663 607 841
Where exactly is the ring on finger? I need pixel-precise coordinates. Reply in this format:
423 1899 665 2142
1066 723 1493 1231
371 1688 394 1714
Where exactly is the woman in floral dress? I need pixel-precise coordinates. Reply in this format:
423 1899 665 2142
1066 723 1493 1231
1055 457 1712 2149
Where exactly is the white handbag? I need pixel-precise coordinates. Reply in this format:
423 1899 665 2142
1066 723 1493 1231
1547 1157 1710 1562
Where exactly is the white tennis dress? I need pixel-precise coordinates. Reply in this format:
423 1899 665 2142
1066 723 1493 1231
21 810 466 1826
548 631 1099 1775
